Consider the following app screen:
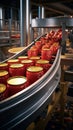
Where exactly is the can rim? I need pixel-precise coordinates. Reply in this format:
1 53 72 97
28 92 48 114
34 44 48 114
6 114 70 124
0 63 8 67
30 56 40 60
10 63 24 68
21 59 33 64
0 70 8 76
0 84 6 93
8 59 19 63
27 66 43 72
36 59 49 64
42 48 50 51
18 56 28 58
7 76 27 86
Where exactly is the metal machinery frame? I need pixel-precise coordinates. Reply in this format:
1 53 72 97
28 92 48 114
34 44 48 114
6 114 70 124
0 18 20 47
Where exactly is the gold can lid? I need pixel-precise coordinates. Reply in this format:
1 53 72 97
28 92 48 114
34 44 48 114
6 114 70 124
27 66 43 72
36 59 49 64
8 47 25 54
0 84 6 93
18 56 28 59
0 70 8 76
30 56 40 60
7 76 27 85
10 63 24 68
21 60 33 64
0 63 8 67
8 59 19 63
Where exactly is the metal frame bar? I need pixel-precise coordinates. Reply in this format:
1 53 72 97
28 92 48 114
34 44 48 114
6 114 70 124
32 17 73 28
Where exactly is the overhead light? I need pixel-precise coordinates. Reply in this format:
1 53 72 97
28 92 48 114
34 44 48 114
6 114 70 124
65 29 68 32
70 15 73 18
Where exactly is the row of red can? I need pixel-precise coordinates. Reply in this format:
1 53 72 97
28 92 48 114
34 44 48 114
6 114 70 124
0 30 61 101
0 58 52 101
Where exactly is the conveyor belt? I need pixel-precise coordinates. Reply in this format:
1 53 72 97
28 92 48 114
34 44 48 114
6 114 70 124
0 35 61 129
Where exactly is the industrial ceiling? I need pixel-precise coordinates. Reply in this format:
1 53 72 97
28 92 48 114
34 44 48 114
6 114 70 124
0 0 73 18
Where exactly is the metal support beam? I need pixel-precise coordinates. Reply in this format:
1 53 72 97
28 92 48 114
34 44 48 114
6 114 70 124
20 0 31 46
9 18 12 44
30 11 33 41
0 7 3 30
20 0 26 46
38 6 42 35
61 22 66 54
38 6 42 19
41 7 45 34
41 7 45 19
38 6 45 35
26 0 31 45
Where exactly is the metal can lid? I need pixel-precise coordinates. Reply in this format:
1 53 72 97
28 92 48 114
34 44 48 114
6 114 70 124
27 66 43 72
30 56 40 60
0 70 8 76
18 56 28 59
21 60 33 64
10 63 24 68
8 59 19 63
0 84 6 93
7 76 27 85
36 59 49 64
42 48 50 51
0 63 8 67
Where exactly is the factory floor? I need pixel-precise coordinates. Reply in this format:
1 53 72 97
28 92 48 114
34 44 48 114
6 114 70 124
45 101 73 130
45 84 73 130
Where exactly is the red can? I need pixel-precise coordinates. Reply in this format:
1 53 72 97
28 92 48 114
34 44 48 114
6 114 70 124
26 66 44 85
41 48 52 61
18 56 28 62
29 56 40 65
0 63 9 71
35 41 42 54
36 59 52 73
0 70 9 84
7 59 19 66
0 84 8 101
50 44 59 55
40 37 47 45
9 63 25 76
7 76 28 96
21 60 34 75
27 48 38 58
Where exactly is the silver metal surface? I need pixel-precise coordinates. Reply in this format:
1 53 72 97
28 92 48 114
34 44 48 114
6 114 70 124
20 0 26 46
0 37 10 39
26 0 31 45
38 6 45 35
32 18 61 28
0 8 4 30
20 0 31 46
66 17 73 27
32 17 73 28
